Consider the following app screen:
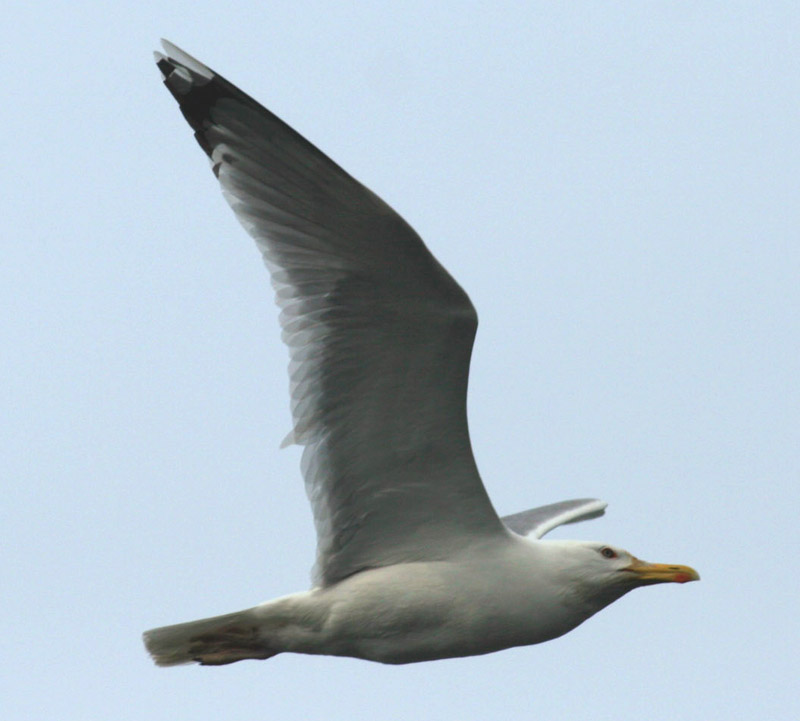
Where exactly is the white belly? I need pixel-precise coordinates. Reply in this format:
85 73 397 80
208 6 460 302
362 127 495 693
263 541 591 664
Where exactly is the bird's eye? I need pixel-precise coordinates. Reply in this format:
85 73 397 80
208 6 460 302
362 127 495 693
600 547 617 559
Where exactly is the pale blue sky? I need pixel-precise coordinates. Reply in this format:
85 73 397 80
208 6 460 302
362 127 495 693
3 2 799 719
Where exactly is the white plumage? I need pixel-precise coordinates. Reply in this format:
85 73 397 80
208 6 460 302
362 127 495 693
144 41 698 668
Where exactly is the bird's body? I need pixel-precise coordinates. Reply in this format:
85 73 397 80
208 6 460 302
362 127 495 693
144 41 698 668
147 535 633 666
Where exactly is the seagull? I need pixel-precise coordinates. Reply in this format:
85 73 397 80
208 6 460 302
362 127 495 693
144 41 699 667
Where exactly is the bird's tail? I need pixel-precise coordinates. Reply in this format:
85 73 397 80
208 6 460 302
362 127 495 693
143 608 277 666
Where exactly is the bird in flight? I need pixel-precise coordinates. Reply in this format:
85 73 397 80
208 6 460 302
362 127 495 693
144 41 698 667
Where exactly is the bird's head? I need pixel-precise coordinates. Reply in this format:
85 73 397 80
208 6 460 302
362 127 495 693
541 539 700 610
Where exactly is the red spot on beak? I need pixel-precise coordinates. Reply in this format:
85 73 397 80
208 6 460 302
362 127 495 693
673 572 692 584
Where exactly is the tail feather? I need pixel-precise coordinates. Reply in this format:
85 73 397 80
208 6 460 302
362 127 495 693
143 608 277 667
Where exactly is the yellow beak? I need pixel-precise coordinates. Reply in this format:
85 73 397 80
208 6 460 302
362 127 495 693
624 557 700 585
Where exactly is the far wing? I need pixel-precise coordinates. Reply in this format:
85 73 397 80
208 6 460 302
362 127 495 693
501 499 607 539
155 42 505 587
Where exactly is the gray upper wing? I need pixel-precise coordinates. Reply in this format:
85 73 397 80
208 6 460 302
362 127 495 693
155 42 505 586
501 498 607 539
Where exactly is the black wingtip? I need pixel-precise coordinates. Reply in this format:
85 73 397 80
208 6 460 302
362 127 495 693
154 43 269 163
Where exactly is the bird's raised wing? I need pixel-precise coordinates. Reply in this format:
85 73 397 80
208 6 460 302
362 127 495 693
155 41 505 586
501 499 607 539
